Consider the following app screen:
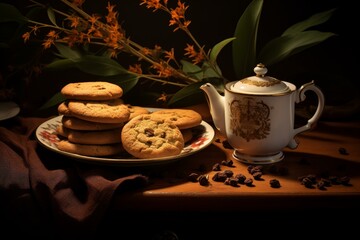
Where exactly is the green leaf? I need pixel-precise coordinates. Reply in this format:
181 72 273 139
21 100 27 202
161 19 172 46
0 3 27 23
73 55 131 76
25 5 43 20
167 78 224 107
258 31 336 66
282 8 336 36
54 43 81 60
232 0 263 79
38 92 65 111
106 74 139 94
209 37 236 63
180 60 223 80
202 62 222 79
44 59 76 70
181 60 203 80
47 7 58 27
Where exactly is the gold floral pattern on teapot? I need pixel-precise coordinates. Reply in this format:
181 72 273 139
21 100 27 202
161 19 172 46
240 78 281 87
229 97 270 141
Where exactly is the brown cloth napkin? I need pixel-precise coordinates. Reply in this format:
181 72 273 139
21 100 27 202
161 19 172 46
0 116 149 239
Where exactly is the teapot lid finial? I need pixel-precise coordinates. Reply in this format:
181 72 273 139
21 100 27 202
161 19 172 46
254 63 267 77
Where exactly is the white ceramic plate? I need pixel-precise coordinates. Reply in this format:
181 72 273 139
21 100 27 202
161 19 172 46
0 101 20 121
35 113 215 166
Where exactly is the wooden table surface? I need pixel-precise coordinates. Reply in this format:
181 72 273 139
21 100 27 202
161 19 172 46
112 119 360 215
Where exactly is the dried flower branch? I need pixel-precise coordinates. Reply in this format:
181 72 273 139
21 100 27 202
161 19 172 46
22 0 223 89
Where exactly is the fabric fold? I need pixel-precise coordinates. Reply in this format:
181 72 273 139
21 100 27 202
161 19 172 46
0 117 149 239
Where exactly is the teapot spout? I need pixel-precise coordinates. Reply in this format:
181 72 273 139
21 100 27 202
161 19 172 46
200 83 226 135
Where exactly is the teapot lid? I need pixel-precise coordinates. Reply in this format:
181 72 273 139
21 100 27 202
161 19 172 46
231 63 291 95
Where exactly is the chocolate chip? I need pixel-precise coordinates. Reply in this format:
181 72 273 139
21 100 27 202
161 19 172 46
144 128 154 137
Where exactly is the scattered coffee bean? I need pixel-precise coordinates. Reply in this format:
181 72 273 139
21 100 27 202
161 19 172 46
298 173 352 190
221 159 234 167
316 180 327 190
223 169 234 177
212 163 221 171
301 177 314 188
252 171 263 180
234 173 246 184
320 178 332 187
249 165 263 175
338 147 349 155
306 174 317 184
198 174 209 186
297 175 307 182
224 177 239 187
339 176 351 185
329 175 340 185
187 172 199 182
244 178 253 186
269 179 281 188
222 140 233 149
247 165 254 173
224 177 231 185
212 172 228 182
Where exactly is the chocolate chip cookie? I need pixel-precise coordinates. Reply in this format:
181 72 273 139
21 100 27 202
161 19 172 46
57 140 124 157
67 98 130 123
151 109 202 129
62 116 124 131
121 114 184 159
61 81 123 100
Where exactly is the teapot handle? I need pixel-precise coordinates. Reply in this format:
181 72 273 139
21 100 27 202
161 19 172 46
288 81 325 149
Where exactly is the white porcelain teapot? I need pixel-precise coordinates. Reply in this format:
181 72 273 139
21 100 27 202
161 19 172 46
200 63 325 164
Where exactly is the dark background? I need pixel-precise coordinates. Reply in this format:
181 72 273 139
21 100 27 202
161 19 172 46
0 0 358 118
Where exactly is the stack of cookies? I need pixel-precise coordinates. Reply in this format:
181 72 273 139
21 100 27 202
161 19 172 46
56 81 146 157
55 81 203 159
